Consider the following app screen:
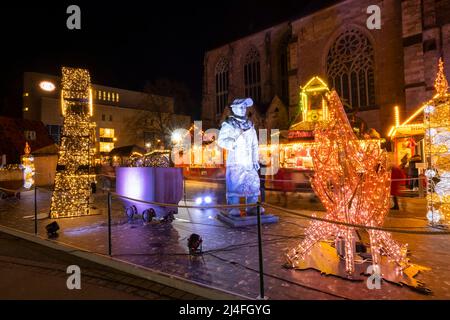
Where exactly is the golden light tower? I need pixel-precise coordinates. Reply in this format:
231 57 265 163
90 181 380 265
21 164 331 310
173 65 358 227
50 67 96 218
424 58 450 225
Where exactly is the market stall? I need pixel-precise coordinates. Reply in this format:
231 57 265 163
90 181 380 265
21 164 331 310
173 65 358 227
388 105 425 166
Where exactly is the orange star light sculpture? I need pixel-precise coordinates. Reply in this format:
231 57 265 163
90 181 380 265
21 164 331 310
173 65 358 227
286 91 409 275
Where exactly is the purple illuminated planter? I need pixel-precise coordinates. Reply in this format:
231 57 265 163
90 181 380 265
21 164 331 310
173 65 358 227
116 167 183 219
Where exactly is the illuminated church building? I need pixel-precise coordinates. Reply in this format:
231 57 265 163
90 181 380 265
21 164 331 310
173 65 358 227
201 0 450 137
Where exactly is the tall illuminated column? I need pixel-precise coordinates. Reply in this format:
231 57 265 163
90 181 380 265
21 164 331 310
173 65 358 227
50 67 96 218
424 58 450 225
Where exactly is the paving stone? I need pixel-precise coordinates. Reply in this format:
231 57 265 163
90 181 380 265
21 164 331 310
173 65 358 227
159 287 176 296
0 184 444 299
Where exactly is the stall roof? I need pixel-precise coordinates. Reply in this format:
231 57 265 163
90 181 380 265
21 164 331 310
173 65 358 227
388 105 425 138
109 145 146 157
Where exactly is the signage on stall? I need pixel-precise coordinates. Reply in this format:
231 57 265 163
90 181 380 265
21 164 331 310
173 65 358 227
288 130 314 140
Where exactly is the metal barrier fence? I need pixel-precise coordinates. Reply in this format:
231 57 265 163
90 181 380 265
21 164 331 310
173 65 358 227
1 179 449 300
105 191 449 299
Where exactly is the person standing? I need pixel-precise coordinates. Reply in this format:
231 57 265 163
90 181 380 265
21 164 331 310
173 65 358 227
408 154 422 191
390 163 405 210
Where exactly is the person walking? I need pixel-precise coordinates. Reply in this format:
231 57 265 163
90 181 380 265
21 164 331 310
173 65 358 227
390 163 405 210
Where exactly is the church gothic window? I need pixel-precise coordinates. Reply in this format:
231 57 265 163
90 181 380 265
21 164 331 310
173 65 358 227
279 40 289 106
327 29 375 110
244 47 261 104
215 57 229 116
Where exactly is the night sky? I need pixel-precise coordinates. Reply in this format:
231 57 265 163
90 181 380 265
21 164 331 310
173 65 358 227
0 0 338 120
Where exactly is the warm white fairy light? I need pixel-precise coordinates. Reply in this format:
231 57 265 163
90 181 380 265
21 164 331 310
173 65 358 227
424 58 450 225
50 67 96 218
22 142 35 189
286 91 409 275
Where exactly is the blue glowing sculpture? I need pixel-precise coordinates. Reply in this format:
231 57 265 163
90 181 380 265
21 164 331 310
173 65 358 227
218 98 260 216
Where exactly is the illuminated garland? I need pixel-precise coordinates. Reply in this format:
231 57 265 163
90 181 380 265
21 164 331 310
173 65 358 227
286 91 408 274
424 58 450 225
50 67 96 218
22 142 35 189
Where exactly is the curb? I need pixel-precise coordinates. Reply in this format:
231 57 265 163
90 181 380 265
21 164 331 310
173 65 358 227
0 224 250 300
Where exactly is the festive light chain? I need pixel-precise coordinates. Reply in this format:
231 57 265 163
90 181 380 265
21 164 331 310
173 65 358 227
286 90 409 275
22 142 35 189
424 58 450 224
50 67 96 219
0 164 21 171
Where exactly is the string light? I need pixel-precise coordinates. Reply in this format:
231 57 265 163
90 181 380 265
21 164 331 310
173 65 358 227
50 67 96 218
22 142 34 189
424 58 450 225
286 90 409 275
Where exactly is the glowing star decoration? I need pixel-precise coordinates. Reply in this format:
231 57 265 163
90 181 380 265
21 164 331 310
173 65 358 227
22 142 35 189
286 91 411 276
50 67 96 218
424 58 450 225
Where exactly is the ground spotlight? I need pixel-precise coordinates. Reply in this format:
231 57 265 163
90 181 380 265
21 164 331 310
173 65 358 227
187 233 203 255
46 221 60 237
204 196 212 204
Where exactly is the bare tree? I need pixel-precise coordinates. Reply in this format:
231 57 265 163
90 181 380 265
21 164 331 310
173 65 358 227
124 89 190 149
144 78 197 116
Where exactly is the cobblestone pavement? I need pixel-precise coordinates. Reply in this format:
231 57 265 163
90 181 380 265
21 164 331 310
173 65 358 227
0 181 449 300
0 231 202 300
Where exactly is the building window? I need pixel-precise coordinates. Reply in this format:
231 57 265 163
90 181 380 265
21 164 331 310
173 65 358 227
98 90 101 100
99 142 114 153
103 91 106 100
326 29 375 110
244 47 261 104
215 57 229 116
24 130 36 141
107 92 110 101
279 41 289 106
102 114 105 121
99 128 115 153
46 125 61 144
116 93 119 102
100 128 114 138
109 115 113 121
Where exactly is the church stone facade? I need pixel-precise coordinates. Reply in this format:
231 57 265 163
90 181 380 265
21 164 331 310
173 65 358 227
201 0 450 137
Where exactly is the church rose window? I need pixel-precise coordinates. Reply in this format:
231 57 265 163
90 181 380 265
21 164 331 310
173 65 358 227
327 29 375 110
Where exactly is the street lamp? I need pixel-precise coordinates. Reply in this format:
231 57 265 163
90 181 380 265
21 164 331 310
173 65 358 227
172 131 182 144
39 81 56 92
